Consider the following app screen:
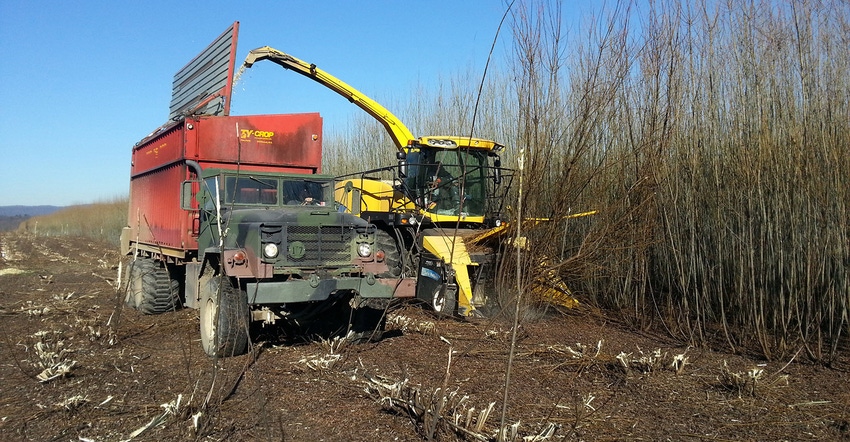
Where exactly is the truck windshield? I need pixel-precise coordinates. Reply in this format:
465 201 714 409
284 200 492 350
405 148 488 217
281 179 330 206
204 175 333 207
220 176 279 205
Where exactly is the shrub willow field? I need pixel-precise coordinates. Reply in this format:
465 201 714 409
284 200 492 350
24 0 849 364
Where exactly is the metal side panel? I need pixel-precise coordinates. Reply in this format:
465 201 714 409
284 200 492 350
169 22 239 120
193 113 323 170
128 162 196 252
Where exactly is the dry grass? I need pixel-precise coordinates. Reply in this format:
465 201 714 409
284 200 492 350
17 197 127 245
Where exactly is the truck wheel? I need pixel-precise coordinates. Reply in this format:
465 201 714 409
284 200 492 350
349 298 388 343
125 258 152 308
375 229 402 278
200 273 249 357
127 258 180 314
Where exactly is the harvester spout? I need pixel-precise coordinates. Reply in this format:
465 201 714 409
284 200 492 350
240 46 416 152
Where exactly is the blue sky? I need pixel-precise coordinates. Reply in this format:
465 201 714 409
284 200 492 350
0 1 585 206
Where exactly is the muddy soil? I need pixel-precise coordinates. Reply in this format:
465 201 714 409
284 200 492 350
0 232 848 441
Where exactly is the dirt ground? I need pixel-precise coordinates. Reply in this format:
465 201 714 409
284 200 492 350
0 232 848 441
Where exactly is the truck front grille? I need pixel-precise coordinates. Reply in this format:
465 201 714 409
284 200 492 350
283 225 353 266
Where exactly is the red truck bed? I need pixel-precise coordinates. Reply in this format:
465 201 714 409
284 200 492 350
126 113 323 257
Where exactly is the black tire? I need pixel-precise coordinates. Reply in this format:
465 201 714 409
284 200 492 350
431 283 458 316
200 270 250 357
375 229 402 278
127 258 180 314
348 298 389 343
125 258 151 308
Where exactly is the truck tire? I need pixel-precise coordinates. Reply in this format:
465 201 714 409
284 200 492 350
127 258 180 314
200 272 249 357
375 229 402 278
349 298 389 343
124 258 152 308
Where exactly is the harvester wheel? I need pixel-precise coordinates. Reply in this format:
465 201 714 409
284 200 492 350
200 270 249 357
375 229 402 278
127 258 180 314
430 284 458 316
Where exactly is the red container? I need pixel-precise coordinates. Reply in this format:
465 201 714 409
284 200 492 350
126 113 323 257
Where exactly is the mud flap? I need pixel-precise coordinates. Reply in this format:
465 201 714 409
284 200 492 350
184 261 201 310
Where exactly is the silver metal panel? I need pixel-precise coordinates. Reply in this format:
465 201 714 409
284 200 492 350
169 22 238 120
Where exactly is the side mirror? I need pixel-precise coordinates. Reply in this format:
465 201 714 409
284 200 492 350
397 151 408 178
493 158 502 185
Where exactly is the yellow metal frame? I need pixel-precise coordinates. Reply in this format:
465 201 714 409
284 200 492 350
421 235 476 315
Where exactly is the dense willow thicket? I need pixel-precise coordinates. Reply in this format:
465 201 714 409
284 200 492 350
324 0 849 363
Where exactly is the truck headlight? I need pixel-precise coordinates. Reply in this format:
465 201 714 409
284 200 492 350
357 242 372 257
263 242 279 259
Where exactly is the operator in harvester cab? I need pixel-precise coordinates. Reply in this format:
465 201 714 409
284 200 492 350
427 162 460 211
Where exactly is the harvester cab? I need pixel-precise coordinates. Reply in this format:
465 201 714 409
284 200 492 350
400 136 506 225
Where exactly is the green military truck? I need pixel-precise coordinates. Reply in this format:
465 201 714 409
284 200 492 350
120 23 413 357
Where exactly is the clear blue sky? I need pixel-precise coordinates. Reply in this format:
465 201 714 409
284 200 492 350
0 1 588 206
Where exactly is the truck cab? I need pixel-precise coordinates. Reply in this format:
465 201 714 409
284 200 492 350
193 170 393 289
179 169 413 356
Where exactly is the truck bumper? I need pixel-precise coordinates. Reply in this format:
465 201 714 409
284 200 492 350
244 276 415 304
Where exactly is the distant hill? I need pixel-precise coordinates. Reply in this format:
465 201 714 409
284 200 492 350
0 206 63 232
0 205 63 217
